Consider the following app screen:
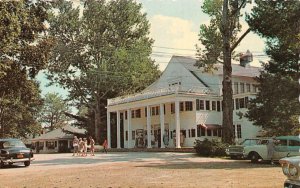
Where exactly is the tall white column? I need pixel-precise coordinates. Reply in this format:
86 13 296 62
175 100 181 148
127 109 132 148
123 111 126 148
160 104 165 148
194 100 198 138
117 110 121 149
147 105 151 148
107 111 111 148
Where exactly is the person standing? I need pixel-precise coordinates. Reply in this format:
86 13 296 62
267 138 275 165
102 139 108 153
163 131 169 148
72 136 79 156
89 136 95 156
82 138 88 157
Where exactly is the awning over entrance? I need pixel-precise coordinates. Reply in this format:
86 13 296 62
198 124 221 130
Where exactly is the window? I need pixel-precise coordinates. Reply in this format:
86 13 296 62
196 99 205 110
132 131 135 140
164 104 166 114
171 103 175 114
252 84 257 93
151 107 156 116
205 100 210 110
237 124 242 138
289 140 300 146
213 129 218 137
185 101 193 111
277 139 288 146
180 102 184 111
217 101 221 112
145 107 147 117
188 129 191 137
218 129 222 137
155 106 159 115
126 131 128 141
246 83 251 92
131 110 135 118
125 111 127 120
197 125 201 137
245 97 249 108
240 83 245 93
235 98 239 110
207 129 212 136
191 129 196 137
135 109 141 118
212 101 216 111
46 141 55 149
239 98 245 108
234 82 239 94
201 127 206 136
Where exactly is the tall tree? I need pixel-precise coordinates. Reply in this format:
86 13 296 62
0 0 53 138
47 0 160 143
40 93 71 131
196 0 250 144
246 0 300 135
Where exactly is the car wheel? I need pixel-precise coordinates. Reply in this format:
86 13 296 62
250 152 259 163
24 161 30 167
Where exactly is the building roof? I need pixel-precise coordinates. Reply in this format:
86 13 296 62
30 125 86 141
107 55 261 106
172 56 261 77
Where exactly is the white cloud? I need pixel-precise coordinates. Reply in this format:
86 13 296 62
149 15 199 70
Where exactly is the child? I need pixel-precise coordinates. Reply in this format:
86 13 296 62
102 139 108 153
89 136 95 156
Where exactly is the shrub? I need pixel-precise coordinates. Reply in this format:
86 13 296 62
194 138 228 157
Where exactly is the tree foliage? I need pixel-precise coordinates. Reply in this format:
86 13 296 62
47 0 160 142
39 93 71 131
0 0 53 138
197 0 250 144
246 0 300 135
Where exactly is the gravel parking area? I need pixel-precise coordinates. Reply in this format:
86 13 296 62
0 152 285 188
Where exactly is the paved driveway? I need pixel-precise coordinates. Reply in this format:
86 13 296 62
0 152 285 188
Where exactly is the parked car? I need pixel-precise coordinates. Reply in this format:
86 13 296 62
244 136 300 163
0 138 34 167
279 156 300 188
225 138 262 159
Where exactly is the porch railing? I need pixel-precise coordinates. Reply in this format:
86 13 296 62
108 86 210 106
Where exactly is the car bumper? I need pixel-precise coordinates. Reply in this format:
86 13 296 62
1 157 35 164
284 179 300 188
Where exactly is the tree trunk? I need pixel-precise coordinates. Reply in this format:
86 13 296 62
222 0 234 144
94 102 101 144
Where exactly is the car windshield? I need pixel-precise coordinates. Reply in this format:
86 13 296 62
240 139 258 146
0 140 26 149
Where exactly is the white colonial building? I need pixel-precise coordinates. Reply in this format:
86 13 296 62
106 56 262 149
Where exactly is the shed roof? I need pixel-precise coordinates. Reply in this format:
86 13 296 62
31 125 86 141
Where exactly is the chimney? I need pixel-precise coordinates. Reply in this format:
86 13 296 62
240 50 253 67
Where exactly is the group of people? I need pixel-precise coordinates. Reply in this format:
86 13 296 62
72 136 95 156
72 136 108 156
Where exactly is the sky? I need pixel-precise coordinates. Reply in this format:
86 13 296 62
37 0 268 98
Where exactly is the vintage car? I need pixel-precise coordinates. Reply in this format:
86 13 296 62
0 138 34 167
279 156 300 188
243 136 300 163
225 138 261 159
